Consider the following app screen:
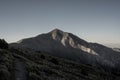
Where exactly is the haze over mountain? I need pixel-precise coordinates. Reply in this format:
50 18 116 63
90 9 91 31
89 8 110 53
10 29 120 73
105 43 120 48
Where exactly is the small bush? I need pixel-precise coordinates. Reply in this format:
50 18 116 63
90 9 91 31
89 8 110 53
81 68 88 76
0 69 10 80
50 58 59 65
28 72 41 80
40 54 45 59
0 39 8 49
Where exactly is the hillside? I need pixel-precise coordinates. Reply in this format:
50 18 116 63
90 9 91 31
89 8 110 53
0 47 120 80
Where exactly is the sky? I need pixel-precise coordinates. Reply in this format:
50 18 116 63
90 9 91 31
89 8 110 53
0 0 120 46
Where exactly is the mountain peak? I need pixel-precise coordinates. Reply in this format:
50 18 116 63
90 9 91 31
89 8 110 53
50 28 66 40
53 28 62 31
50 28 64 34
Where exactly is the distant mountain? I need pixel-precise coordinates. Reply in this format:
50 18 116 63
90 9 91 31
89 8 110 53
10 29 120 72
113 48 120 52
104 43 120 48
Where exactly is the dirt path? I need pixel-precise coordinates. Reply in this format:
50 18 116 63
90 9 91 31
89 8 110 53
15 59 27 80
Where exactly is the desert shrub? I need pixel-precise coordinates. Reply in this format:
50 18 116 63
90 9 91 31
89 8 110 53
50 58 59 65
0 50 14 80
0 69 10 80
81 68 88 76
28 72 41 80
0 39 8 49
40 54 45 59
36 51 41 53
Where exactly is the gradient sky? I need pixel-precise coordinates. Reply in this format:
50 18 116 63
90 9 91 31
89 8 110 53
0 0 120 45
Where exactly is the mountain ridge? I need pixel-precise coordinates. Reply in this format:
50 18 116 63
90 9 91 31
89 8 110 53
10 28 120 73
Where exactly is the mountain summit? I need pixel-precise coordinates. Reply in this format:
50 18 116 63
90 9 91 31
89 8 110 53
49 29 97 55
10 28 120 72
